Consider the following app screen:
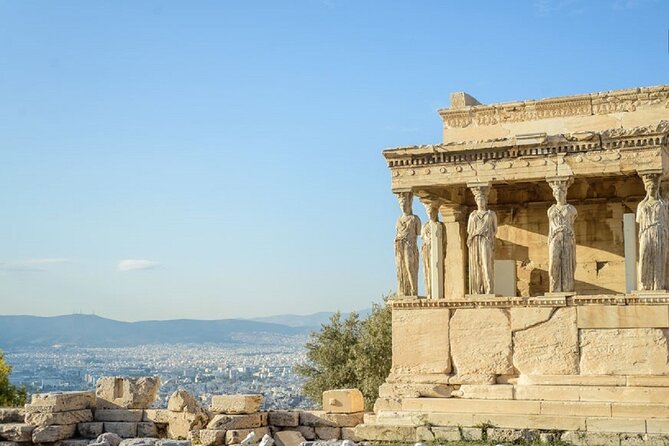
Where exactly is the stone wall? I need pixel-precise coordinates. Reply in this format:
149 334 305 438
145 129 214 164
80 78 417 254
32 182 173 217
0 380 364 446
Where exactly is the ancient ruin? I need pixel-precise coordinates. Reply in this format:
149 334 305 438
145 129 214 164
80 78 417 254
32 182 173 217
0 378 365 446
360 85 669 444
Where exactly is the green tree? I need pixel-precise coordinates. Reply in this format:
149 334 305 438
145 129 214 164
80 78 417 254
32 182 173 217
0 349 27 407
296 297 392 410
353 301 392 409
295 311 361 404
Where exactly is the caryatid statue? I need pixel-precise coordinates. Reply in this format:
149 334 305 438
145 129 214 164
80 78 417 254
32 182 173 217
467 184 497 295
394 191 421 297
637 172 669 291
547 177 577 293
421 200 445 299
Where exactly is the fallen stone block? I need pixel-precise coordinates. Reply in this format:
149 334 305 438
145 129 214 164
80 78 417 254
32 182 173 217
314 427 340 440
98 432 123 446
0 441 20 446
207 413 267 430
0 409 24 424
25 408 93 426
138 422 158 437
299 412 363 428
168 390 205 414
267 411 298 428
78 421 104 438
144 409 172 424
353 424 416 442
340 428 360 442
225 427 269 445
199 429 226 446
297 426 315 441
32 423 77 443
0 423 34 442
95 409 145 422
96 377 161 409
30 391 96 412
273 431 305 446
167 412 208 440
104 422 138 438
59 439 91 446
157 441 191 446
322 390 364 414
119 439 158 446
210 395 262 415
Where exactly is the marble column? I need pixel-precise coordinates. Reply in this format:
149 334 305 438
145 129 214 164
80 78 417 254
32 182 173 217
636 171 669 291
546 176 577 293
394 191 421 297
420 199 445 299
440 204 468 299
466 182 497 295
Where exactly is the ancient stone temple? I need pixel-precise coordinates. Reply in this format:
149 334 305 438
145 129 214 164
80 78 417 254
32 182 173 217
357 85 669 444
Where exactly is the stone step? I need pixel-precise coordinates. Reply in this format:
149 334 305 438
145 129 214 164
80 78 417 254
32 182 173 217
518 374 669 387
399 398 669 418
515 385 669 403
372 410 669 433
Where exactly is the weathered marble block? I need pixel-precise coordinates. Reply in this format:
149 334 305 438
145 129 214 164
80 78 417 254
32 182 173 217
450 308 513 375
210 395 262 415
392 308 451 375
322 389 364 414
96 376 160 409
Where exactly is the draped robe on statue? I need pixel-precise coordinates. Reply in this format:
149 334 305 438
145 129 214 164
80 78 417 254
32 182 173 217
637 197 669 290
548 204 577 293
467 210 497 294
395 214 421 296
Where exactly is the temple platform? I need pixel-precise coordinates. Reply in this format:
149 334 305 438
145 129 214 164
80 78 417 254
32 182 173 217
354 296 669 443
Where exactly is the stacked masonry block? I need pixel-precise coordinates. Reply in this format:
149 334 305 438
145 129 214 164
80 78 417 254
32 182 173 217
0 407 32 445
26 392 95 443
269 389 365 446
1 382 366 446
192 394 267 446
355 302 669 444
91 376 162 439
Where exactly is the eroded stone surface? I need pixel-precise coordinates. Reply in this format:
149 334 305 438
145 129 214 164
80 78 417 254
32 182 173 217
207 413 266 430
580 328 669 375
392 308 450 375
96 377 160 409
322 389 364 414
450 308 512 375
210 395 262 415
513 307 579 375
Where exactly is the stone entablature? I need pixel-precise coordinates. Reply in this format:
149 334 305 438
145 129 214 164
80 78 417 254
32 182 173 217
384 121 669 191
390 294 669 309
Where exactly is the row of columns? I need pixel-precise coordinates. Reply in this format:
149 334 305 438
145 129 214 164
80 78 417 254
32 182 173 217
393 171 669 299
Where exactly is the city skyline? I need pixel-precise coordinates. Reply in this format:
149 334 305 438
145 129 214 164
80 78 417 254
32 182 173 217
1 0 668 321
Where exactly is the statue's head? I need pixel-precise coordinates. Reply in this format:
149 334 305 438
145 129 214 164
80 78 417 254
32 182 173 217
472 186 490 211
642 173 660 197
548 179 570 205
423 201 439 222
397 191 413 215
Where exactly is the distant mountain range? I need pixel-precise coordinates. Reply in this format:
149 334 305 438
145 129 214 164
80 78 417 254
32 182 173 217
250 308 371 327
0 310 370 348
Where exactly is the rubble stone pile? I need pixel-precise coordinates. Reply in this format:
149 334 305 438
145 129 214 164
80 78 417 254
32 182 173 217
0 377 366 446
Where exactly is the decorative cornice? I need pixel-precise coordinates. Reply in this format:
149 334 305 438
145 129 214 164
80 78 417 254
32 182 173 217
389 293 669 309
383 122 669 169
438 85 669 129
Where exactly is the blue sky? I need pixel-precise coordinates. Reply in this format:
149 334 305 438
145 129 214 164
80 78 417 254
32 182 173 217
0 0 667 321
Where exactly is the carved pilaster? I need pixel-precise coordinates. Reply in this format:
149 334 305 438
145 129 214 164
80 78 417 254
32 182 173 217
440 204 468 299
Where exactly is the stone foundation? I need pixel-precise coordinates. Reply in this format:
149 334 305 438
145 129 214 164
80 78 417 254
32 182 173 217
354 296 669 443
